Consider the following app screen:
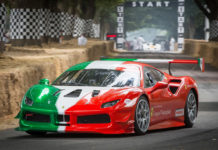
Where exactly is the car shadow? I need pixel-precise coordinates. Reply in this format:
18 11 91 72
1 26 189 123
146 126 185 134
8 132 134 139
8 126 186 140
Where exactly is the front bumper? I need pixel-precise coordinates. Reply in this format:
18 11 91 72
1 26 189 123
16 106 135 134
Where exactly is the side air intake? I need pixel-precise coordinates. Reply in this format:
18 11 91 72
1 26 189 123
169 79 181 83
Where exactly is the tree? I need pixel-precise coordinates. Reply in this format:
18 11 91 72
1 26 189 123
194 0 218 41
94 0 124 39
185 0 204 39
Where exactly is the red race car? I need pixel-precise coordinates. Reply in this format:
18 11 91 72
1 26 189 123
16 58 204 135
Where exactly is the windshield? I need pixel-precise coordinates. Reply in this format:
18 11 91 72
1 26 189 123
52 69 140 87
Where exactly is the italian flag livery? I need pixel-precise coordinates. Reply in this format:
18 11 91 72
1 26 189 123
16 58 203 135
102 58 205 72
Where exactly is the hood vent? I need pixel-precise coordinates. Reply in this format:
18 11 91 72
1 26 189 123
64 89 82 97
92 90 100 97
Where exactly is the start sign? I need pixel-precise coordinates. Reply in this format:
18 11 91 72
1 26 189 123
125 1 171 7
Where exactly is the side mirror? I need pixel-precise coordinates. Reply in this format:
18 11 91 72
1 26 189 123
39 78 49 85
150 81 168 93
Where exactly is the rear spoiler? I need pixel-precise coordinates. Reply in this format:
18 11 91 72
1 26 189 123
100 57 205 75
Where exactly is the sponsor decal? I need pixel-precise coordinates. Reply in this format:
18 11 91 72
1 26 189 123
150 107 154 117
154 110 171 117
124 98 137 107
153 105 163 109
175 108 184 117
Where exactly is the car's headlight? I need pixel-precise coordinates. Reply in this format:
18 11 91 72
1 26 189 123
24 97 33 106
101 100 120 108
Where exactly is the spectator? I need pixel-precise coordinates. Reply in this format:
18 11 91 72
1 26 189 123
78 34 87 46
164 40 169 51
124 40 131 50
170 37 175 51
129 41 134 50
132 37 138 50
137 35 145 50
3 30 10 43
0 30 9 54
59 30 64 43
160 40 165 51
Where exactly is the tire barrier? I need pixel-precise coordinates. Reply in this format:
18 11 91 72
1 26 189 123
183 39 218 68
0 3 6 53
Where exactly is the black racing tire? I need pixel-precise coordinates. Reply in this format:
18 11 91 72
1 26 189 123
184 90 197 128
134 96 150 135
26 131 47 136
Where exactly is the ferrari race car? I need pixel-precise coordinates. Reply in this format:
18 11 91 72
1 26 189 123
143 42 161 51
15 58 205 135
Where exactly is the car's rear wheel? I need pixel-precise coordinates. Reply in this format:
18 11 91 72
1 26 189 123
134 97 150 135
26 131 47 136
185 90 197 128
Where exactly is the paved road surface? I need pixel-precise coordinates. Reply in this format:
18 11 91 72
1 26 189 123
0 51 218 150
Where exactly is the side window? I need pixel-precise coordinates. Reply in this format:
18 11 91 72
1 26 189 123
149 68 164 82
143 67 154 88
143 67 164 88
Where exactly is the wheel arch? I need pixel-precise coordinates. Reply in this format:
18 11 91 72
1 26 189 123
190 88 199 112
140 94 149 102
139 94 150 106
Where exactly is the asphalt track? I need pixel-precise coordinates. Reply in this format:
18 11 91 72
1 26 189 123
0 51 218 150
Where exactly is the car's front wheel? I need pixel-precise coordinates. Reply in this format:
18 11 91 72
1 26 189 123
26 131 47 136
185 90 197 128
134 97 150 135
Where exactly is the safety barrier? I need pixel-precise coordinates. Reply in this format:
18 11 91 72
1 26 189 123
0 3 100 46
183 39 218 68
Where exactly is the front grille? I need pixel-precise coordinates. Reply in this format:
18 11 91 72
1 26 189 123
77 114 110 124
23 111 50 123
56 115 70 126
57 115 70 122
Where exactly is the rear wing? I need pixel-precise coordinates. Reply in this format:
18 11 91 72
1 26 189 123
100 57 205 75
